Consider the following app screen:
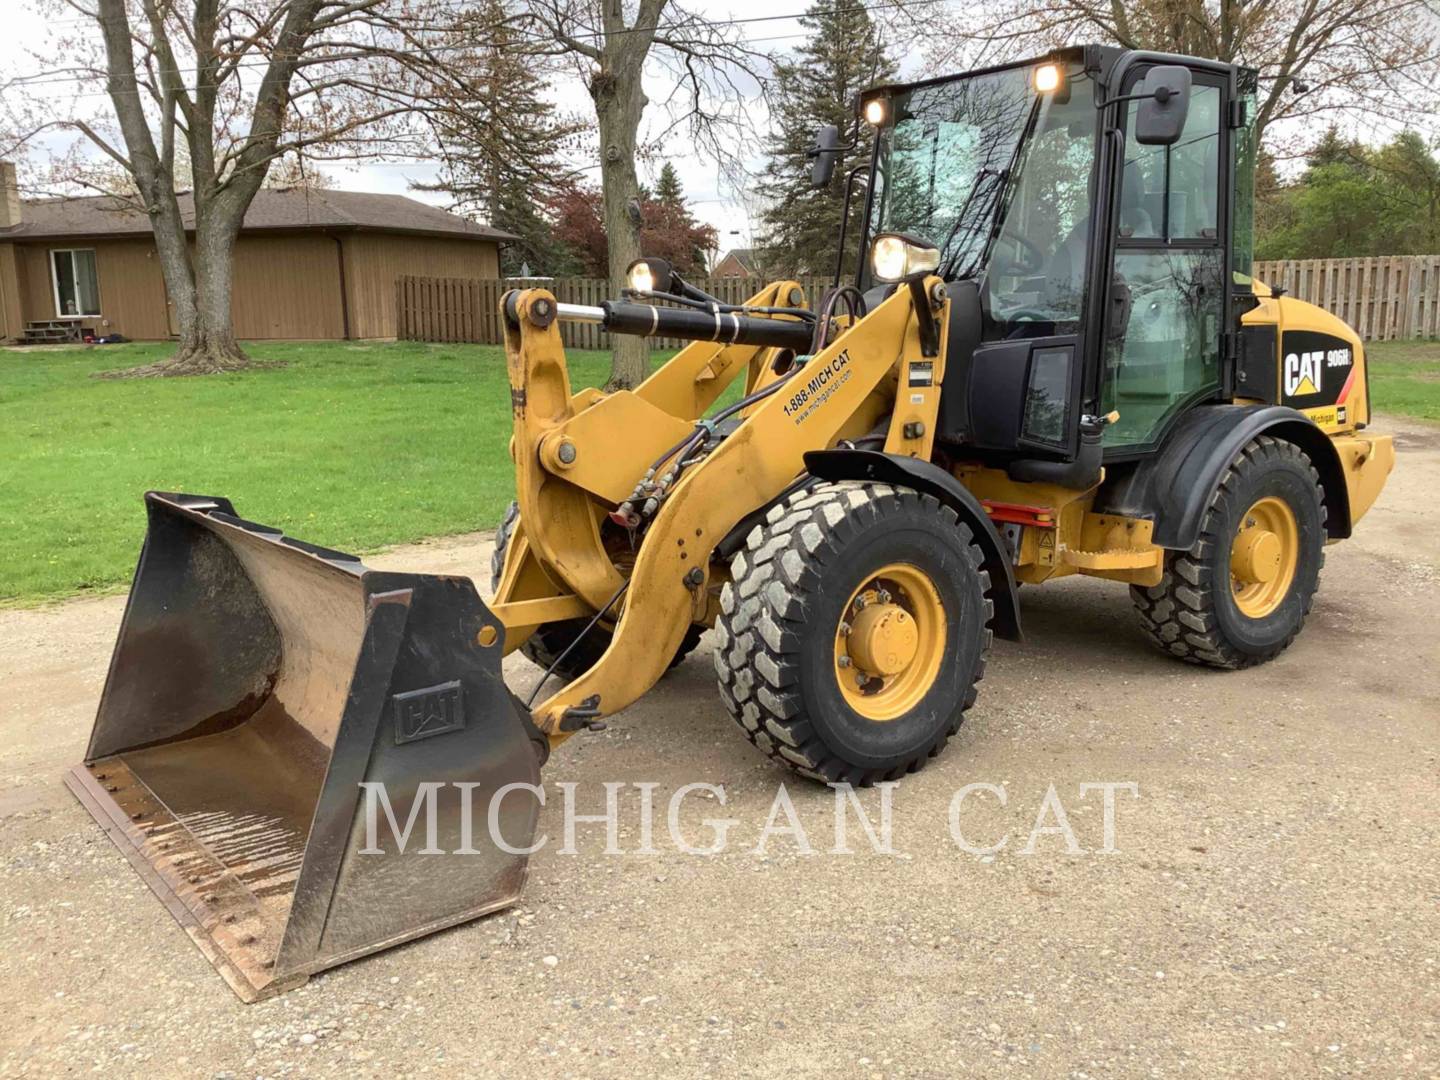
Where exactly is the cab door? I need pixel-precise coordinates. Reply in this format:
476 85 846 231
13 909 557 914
1100 68 1229 452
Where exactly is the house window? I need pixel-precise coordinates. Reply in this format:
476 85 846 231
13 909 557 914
50 249 100 318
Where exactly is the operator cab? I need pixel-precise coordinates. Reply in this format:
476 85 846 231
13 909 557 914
833 45 1258 480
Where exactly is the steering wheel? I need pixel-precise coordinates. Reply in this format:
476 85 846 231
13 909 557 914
1005 308 1053 323
989 232 1046 276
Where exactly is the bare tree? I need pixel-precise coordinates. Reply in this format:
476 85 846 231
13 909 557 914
931 0 1440 151
3 0 476 375
517 2 766 388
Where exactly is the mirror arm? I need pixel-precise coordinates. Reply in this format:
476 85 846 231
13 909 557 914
806 134 863 162
1095 90 1159 110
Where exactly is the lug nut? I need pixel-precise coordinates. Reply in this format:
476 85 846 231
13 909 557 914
838 655 852 668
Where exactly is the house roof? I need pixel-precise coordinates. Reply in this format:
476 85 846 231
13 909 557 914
0 187 517 243
718 247 758 271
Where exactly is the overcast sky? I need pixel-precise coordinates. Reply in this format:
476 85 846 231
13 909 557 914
3 2 1430 261
1 0 936 260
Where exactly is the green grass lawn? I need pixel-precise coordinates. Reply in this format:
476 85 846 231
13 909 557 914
1365 339 1440 422
2 336 1436 606
0 340 632 605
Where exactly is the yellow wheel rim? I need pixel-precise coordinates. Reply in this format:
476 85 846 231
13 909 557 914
834 562 947 722
1229 496 1299 619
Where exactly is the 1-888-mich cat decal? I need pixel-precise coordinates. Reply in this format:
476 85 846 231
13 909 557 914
1280 329 1357 413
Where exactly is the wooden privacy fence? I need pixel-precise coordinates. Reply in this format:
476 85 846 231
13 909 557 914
400 261 1440 347
1254 256 1440 341
397 275 837 350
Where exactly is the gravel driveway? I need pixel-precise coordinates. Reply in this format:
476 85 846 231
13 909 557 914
1 415 1436 1078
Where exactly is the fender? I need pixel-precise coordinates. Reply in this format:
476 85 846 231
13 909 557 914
803 449 1022 642
1096 405 1350 550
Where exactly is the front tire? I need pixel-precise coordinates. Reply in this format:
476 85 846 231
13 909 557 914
714 481 993 786
1131 435 1326 669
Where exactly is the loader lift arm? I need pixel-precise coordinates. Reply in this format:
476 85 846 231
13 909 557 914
493 281 953 745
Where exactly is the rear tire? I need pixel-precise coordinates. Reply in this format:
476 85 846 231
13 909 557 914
714 481 992 786
491 501 703 680
1130 435 1326 669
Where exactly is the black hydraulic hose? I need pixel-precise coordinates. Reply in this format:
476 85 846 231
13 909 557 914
811 285 866 353
645 359 809 488
710 363 802 423
526 579 631 709
649 428 705 476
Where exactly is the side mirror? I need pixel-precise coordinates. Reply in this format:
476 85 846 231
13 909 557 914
809 124 842 189
1134 66 1192 146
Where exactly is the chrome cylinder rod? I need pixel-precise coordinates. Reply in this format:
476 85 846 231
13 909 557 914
556 303 606 324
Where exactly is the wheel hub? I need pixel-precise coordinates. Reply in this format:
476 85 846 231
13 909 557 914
1229 496 1300 619
833 563 947 723
847 603 919 676
1230 527 1282 584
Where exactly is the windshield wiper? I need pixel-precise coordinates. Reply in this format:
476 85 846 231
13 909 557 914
945 95 1045 281
939 167 1007 279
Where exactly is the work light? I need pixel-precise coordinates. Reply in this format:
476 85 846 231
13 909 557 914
862 96 888 126
870 233 941 283
625 257 673 295
1033 63 1062 93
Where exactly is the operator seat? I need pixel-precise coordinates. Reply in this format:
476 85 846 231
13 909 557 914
1042 163 1156 310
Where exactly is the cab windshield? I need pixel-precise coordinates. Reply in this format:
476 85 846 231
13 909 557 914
870 62 1099 337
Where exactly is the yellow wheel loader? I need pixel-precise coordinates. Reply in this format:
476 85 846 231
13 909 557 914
69 45 1395 1000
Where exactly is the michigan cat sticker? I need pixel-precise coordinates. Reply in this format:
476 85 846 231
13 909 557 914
1280 330 1356 416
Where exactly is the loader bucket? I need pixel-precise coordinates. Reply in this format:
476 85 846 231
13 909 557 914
66 492 545 1002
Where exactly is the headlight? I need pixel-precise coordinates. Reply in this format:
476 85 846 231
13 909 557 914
1033 63 1062 94
870 233 941 283
625 257 673 295
861 96 888 126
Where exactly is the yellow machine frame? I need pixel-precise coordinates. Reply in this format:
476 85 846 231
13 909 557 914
492 278 1394 748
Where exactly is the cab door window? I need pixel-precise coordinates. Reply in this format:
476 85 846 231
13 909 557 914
1104 76 1225 450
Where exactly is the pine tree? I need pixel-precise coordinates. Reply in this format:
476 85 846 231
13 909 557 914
655 162 685 208
647 162 713 272
423 0 585 275
756 0 896 279
493 176 584 276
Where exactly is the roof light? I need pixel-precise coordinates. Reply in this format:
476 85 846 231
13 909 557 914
1033 64 1062 94
862 97 888 126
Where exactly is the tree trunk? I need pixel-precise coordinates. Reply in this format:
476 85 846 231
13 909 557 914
106 216 251 378
592 71 649 390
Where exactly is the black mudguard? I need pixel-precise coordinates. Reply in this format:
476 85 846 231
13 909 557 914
1095 405 1350 549
802 449 1022 642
